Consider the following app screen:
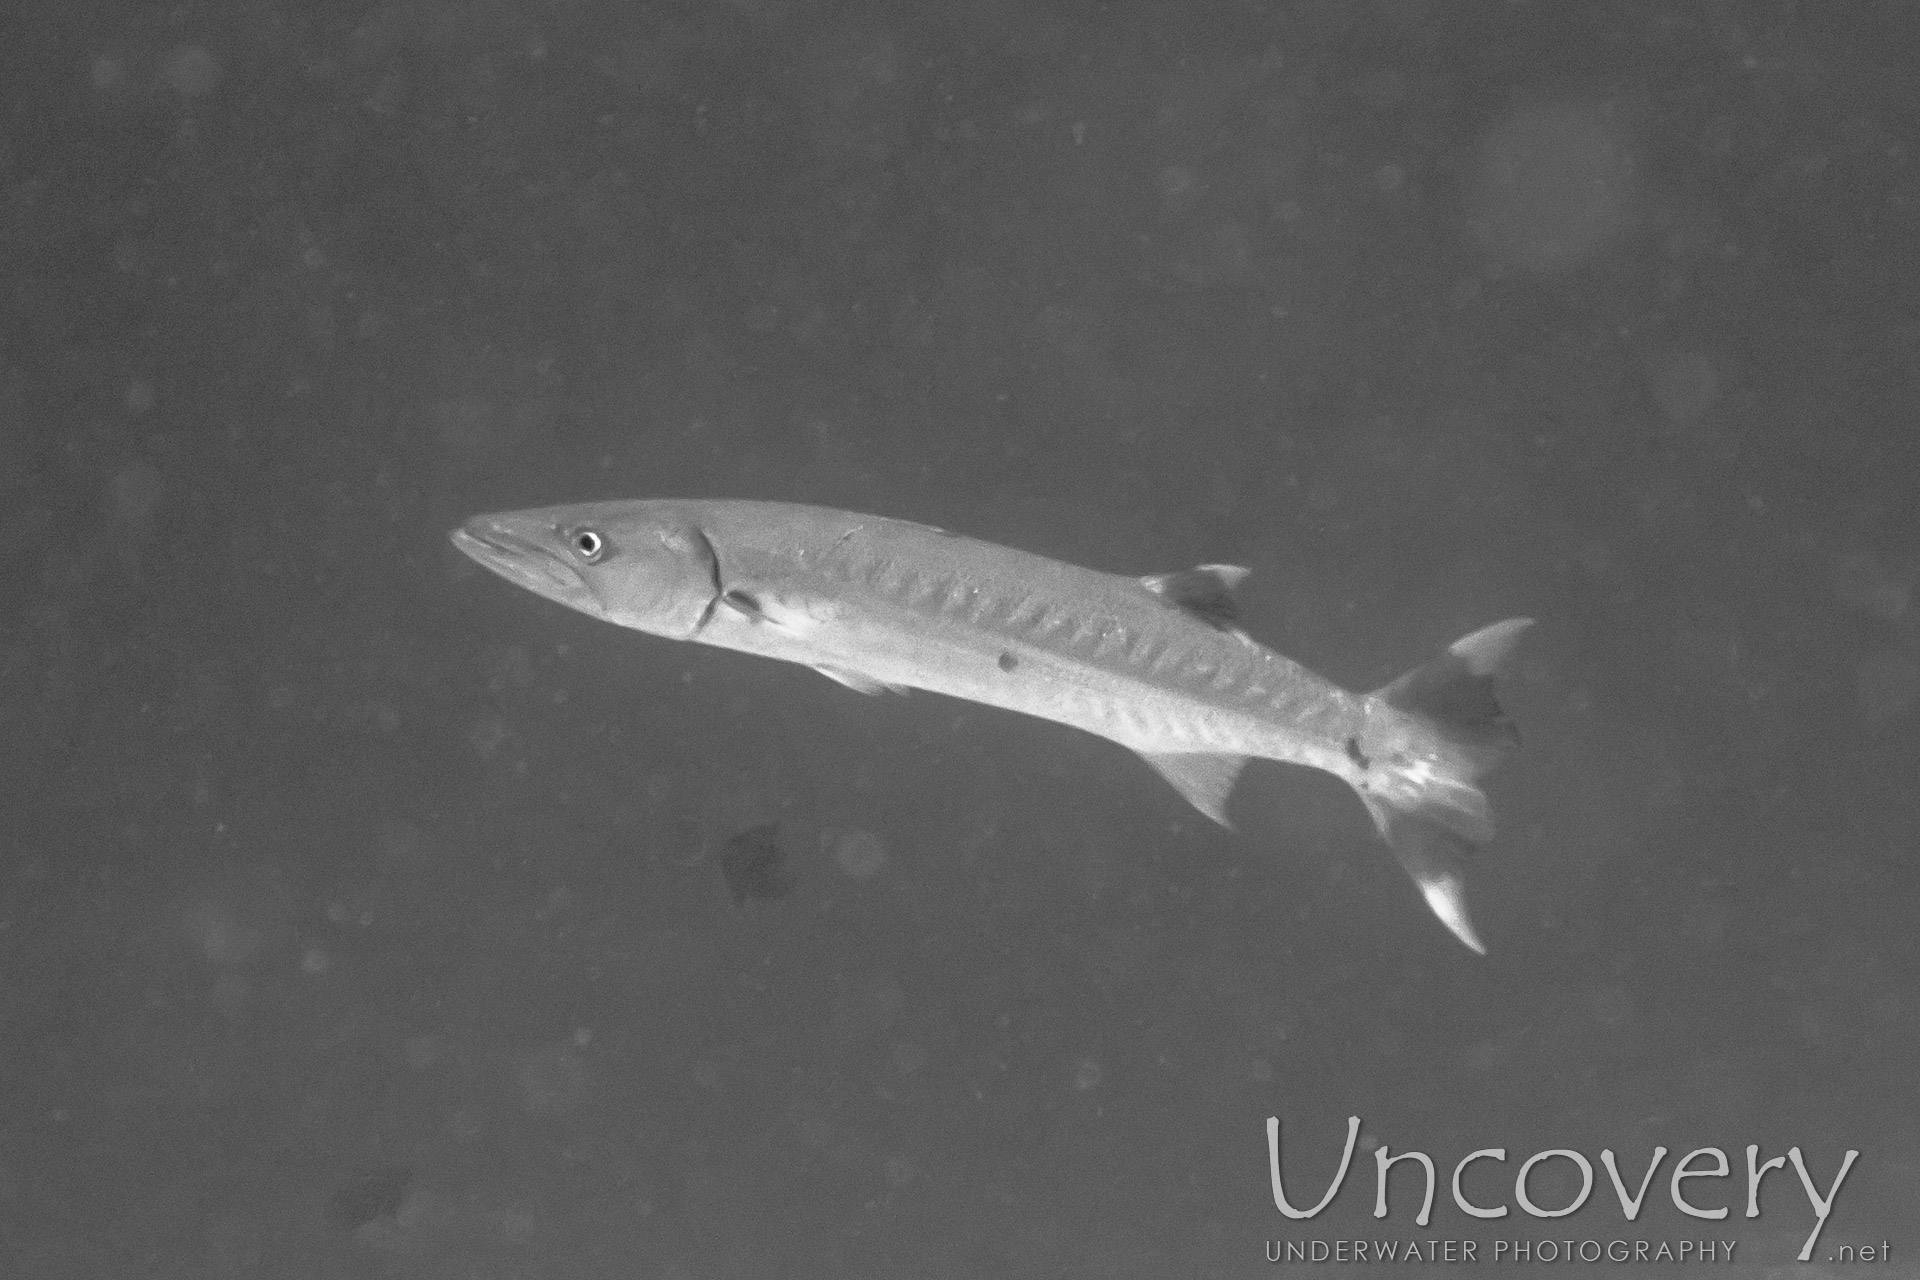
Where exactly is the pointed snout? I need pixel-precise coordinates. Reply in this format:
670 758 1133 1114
450 511 533 557
449 509 599 614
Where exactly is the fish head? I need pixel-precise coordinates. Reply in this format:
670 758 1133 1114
451 502 718 638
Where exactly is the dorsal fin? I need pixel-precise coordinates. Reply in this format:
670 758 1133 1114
1140 564 1251 631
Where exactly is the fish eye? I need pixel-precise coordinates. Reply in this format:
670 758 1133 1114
569 528 605 562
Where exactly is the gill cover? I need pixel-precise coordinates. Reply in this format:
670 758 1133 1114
572 516 721 639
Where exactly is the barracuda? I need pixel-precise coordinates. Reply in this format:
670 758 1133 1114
451 499 1531 952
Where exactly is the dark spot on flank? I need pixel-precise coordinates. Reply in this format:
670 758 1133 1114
997 651 1018 672
720 823 793 904
1345 736 1370 770
723 588 762 616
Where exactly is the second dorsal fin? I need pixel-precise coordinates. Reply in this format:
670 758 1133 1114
1140 564 1251 631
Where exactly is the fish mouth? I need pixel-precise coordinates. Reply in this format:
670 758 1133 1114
450 514 599 615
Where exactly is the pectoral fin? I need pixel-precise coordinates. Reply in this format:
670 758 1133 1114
813 665 908 696
721 588 826 639
1136 751 1249 827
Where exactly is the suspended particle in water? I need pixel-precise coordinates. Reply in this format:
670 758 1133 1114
161 45 223 98
828 828 887 879
720 823 793 904
92 55 127 92
402 1035 441 1070
327 1164 412 1231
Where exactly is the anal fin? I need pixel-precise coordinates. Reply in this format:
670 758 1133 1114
1137 751 1249 828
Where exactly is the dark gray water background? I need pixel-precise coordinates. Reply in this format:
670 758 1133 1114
3 2 1915 1274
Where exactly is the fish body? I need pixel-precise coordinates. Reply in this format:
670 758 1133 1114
452 499 1530 952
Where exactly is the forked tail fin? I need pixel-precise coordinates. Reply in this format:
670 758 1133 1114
1357 618 1533 954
